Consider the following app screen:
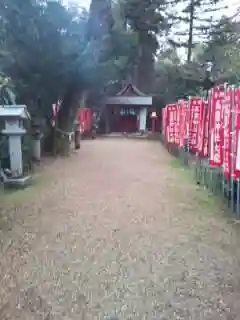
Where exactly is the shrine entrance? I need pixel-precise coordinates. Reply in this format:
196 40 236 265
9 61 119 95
105 83 152 133
109 105 139 133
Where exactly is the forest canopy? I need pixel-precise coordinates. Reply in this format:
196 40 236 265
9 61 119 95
0 0 239 134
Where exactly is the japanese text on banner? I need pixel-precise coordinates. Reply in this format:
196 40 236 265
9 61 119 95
189 97 203 152
234 88 240 178
209 87 224 167
178 100 188 147
167 104 178 144
223 88 233 178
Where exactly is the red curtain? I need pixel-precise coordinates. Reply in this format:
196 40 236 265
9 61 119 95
120 116 137 132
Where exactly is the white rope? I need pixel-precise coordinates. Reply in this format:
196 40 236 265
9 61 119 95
55 128 74 142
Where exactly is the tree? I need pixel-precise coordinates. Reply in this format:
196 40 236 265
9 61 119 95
0 0 103 153
195 17 240 83
167 0 226 62
0 0 142 152
154 48 200 104
0 74 16 104
0 0 89 116
122 0 171 93
86 0 139 101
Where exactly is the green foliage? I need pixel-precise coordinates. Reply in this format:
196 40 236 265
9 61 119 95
0 75 16 170
0 0 135 113
0 0 89 117
0 0 238 131
195 17 240 83
88 0 140 91
154 62 199 103
0 75 16 105
168 0 225 61
121 0 171 93
0 0 140 150
123 0 170 36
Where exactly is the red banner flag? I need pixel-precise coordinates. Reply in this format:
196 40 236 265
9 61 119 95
209 86 225 167
233 88 240 179
223 88 233 178
188 97 204 152
203 97 212 158
166 104 178 144
165 106 170 142
52 99 62 127
178 100 188 147
52 99 62 117
175 105 181 146
197 101 208 156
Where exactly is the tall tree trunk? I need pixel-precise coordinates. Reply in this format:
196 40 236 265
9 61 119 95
136 32 154 94
136 48 154 94
187 0 195 63
55 84 86 155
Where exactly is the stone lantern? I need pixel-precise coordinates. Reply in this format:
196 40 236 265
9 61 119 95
0 104 31 186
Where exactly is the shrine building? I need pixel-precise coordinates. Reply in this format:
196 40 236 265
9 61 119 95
105 83 153 133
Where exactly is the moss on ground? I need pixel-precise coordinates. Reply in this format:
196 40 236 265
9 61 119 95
0 174 50 208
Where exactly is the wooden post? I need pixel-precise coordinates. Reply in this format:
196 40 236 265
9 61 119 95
151 111 157 133
32 123 41 162
74 120 81 149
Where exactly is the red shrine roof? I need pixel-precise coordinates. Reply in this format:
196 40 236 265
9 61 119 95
106 83 152 106
116 83 145 97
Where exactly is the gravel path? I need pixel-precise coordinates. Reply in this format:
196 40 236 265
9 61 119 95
1 138 240 319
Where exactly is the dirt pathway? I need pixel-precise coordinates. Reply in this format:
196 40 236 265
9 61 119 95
1 138 240 319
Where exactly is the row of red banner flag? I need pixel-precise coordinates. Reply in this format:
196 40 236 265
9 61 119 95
162 86 240 180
